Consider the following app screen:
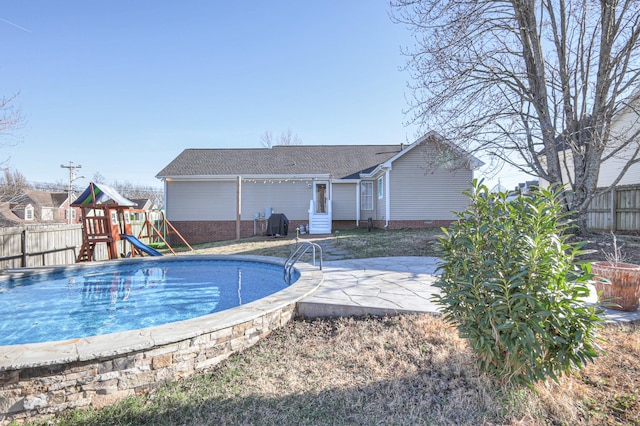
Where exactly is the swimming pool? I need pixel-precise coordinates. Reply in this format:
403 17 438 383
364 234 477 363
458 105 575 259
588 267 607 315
0 258 300 345
0 254 322 424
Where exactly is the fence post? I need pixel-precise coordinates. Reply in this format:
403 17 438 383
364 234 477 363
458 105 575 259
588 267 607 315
610 187 617 232
21 229 27 267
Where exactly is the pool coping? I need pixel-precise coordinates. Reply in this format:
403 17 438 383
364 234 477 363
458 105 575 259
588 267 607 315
0 254 323 371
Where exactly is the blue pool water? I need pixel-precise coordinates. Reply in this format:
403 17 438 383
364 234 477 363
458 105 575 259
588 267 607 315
0 259 298 345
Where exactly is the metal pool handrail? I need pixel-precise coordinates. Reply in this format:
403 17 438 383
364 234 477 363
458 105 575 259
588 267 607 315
284 241 323 284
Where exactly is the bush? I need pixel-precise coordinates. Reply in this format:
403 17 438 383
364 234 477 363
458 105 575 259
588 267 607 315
434 180 604 385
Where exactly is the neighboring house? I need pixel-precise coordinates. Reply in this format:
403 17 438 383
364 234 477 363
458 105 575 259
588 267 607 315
541 92 640 188
516 180 539 194
156 133 483 244
0 203 24 227
505 180 539 201
129 198 161 222
600 94 640 186
0 189 82 226
131 198 154 211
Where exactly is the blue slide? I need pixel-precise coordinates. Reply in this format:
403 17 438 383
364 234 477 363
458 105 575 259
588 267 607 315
120 234 163 257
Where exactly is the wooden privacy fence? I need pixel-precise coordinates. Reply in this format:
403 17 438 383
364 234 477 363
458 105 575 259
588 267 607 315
587 184 640 232
0 224 85 269
0 222 145 269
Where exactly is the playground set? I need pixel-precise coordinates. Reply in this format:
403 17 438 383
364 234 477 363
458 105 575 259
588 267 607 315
71 182 192 262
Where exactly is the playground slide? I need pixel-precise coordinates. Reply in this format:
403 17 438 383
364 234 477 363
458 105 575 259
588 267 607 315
120 234 163 257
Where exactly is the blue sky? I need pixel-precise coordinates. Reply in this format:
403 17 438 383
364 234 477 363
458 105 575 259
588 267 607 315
2 1 527 191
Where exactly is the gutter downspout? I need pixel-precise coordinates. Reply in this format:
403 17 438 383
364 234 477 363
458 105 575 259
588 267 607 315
236 175 242 240
356 181 361 228
385 169 391 228
162 179 168 212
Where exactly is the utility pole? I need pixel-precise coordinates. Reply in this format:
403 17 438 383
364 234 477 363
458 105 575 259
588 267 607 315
60 161 83 224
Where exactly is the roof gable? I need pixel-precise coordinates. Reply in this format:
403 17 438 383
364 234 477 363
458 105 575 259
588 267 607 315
8 189 68 208
382 132 484 170
131 198 153 210
50 193 69 206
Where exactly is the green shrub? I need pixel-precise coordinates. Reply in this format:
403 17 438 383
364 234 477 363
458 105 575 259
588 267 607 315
434 180 604 385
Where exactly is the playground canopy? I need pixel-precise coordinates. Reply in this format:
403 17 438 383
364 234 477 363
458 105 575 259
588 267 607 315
72 182 136 206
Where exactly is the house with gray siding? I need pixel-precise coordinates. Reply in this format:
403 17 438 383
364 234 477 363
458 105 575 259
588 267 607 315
156 133 483 244
540 89 640 189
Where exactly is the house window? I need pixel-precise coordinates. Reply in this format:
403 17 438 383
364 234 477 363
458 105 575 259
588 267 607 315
25 205 34 221
65 209 77 220
315 183 327 214
361 182 373 210
377 177 384 199
41 207 53 221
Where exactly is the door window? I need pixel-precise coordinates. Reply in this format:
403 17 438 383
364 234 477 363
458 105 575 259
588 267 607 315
315 183 327 214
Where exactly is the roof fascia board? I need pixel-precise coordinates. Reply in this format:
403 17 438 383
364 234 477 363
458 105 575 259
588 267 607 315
160 174 330 181
245 174 331 180
359 132 437 178
331 179 360 183
360 166 389 179
369 131 485 172
425 133 485 169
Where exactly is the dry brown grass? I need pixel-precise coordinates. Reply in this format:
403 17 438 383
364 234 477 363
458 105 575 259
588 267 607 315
190 227 444 260
530 321 640 425
40 229 640 425
48 315 640 425
197 315 505 425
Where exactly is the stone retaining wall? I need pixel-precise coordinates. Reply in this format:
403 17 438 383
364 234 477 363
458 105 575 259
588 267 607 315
0 304 295 424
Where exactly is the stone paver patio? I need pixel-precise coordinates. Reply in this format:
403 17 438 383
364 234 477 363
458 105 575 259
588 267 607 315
297 256 640 323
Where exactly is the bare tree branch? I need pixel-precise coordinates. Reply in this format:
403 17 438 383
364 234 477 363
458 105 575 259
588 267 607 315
0 93 25 165
260 129 302 148
0 169 31 202
391 0 640 231
278 129 302 146
260 130 274 148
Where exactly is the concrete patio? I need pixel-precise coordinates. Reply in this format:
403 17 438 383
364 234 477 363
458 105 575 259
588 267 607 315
297 256 640 323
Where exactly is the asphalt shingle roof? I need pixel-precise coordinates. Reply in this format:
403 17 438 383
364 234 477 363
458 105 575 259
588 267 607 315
8 189 68 208
156 145 404 179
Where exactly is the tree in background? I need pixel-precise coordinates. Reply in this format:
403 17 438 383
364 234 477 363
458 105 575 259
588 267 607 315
94 173 163 207
111 180 164 207
260 129 303 148
392 0 640 232
0 169 30 202
1 93 25 165
0 94 23 141
92 172 107 184
29 173 164 208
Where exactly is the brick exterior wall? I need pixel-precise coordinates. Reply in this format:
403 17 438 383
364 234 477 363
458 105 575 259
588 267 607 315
357 219 454 230
170 220 256 244
171 219 454 244
331 220 358 231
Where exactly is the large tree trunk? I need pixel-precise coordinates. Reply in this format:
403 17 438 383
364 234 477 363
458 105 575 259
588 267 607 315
391 1 640 232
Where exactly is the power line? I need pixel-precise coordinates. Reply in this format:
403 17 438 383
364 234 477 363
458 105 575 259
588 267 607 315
60 161 84 224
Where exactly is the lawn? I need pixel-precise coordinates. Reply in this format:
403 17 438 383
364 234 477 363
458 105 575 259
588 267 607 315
32 229 640 425
190 227 444 259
